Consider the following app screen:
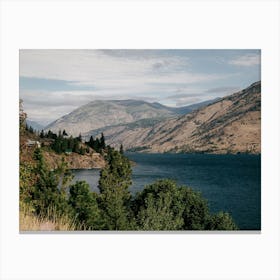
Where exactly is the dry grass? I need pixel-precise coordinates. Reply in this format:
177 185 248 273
19 204 79 231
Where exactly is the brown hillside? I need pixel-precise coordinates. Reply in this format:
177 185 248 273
95 81 261 154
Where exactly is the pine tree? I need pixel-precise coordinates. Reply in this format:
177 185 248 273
100 133 105 149
98 148 132 230
120 144 124 154
73 139 79 153
31 148 72 217
93 138 100 152
62 129 68 136
89 136 94 149
77 133 82 142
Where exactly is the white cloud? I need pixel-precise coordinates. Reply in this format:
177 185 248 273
229 53 260 66
20 50 228 91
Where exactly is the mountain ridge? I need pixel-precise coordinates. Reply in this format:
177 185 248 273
87 81 261 154
44 98 219 136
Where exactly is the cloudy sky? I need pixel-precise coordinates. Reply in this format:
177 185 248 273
19 49 260 125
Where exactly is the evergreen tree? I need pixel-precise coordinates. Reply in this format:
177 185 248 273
69 181 103 229
73 139 79 153
62 129 68 136
77 133 82 142
100 133 105 149
61 138 68 152
89 136 94 149
79 146 85 155
120 144 124 154
68 136 74 151
31 148 72 217
98 148 132 230
93 138 100 152
40 130 45 138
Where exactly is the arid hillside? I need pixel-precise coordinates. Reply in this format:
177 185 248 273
93 81 261 154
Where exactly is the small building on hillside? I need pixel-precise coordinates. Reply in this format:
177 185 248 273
26 139 41 148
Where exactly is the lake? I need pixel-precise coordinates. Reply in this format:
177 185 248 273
72 153 261 230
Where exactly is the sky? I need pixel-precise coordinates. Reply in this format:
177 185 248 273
19 49 261 126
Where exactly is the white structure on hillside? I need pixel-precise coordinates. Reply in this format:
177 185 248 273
26 139 41 148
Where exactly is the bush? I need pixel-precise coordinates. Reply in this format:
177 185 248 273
132 179 237 231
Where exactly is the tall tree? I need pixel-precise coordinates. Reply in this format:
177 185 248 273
100 133 105 149
89 136 94 149
77 133 82 142
93 138 100 152
98 148 132 230
31 148 72 217
120 144 124 154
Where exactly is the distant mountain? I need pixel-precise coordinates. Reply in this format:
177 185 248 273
45 98 220 137
89 81 261 154
45 99 178 136
26 119 44 131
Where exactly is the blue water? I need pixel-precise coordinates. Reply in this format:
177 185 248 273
72 153 261 230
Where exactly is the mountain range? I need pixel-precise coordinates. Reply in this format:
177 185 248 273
44 98 219 136
43 81 261 154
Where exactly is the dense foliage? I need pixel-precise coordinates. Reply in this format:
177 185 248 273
39 130 87 155
69 181 102 229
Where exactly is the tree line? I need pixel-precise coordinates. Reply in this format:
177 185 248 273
28 125 107 155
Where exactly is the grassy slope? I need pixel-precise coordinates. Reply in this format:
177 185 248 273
19 204 78 231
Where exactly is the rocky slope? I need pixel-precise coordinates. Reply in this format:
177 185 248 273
44 99 219 137
44 100 178 136
90 81 261 154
